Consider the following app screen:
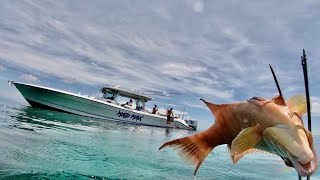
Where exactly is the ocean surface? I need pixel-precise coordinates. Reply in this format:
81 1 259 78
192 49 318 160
0 97 319 180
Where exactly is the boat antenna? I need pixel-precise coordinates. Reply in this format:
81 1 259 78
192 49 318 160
269 64 283 97
180 97 188 119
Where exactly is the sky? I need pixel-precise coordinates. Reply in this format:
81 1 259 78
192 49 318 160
0 0 320 132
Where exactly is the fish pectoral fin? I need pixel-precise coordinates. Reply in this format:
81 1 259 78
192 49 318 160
229 147 257 164
287 94 308 115
229 147 273 164
227 144 258 164
231 125 262 156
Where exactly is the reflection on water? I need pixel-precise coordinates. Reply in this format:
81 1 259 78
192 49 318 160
8 106 194 136
165 128 174 136
9 106 100 133
12 106 100 127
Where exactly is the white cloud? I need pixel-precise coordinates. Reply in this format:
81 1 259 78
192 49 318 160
62 77 76 84
0 0 301 99
193 1 204 13
160 63 207 77
0 65 4 72
0 79 28 105
21 74 39 82
312 96 320 115
1 1 320 132
187 103 208 111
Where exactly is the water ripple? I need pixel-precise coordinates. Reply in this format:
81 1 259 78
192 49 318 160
0 99 320 179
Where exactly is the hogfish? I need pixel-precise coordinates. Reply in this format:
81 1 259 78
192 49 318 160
159 95 318 176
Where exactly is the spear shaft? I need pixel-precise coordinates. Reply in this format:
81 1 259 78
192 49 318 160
301 49 312 132
269 64 283 97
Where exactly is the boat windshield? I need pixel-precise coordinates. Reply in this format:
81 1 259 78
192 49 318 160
103 90 118 100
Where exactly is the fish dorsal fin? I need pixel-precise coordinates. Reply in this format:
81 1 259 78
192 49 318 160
248 97 267 106
231 124 262 156
271 95 286 106
251 97 267 101
287 94 308 115
200 98 225 117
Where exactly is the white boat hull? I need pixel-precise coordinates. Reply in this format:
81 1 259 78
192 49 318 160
12 82 193 130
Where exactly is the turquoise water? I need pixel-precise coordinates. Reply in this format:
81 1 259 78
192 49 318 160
0 97 319 180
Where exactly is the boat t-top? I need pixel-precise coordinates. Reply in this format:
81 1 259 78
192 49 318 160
9 81 197 130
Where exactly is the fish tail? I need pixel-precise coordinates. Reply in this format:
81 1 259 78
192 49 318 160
159 130 219 175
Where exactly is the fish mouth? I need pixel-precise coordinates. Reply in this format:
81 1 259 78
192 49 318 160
286 143 318 176
263 137 318 176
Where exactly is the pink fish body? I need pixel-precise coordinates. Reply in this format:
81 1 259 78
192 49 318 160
159 95 318 176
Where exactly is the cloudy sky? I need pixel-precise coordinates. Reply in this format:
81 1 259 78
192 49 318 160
0 0 320 132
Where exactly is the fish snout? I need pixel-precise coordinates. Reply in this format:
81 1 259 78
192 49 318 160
297 148 314 165
264 125 318 176
287 140 318 176
288 154 318 176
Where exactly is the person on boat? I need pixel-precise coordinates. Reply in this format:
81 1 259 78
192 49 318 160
166 108 174 124
127 99 133 106
122 99 133 107
152 104 158 114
